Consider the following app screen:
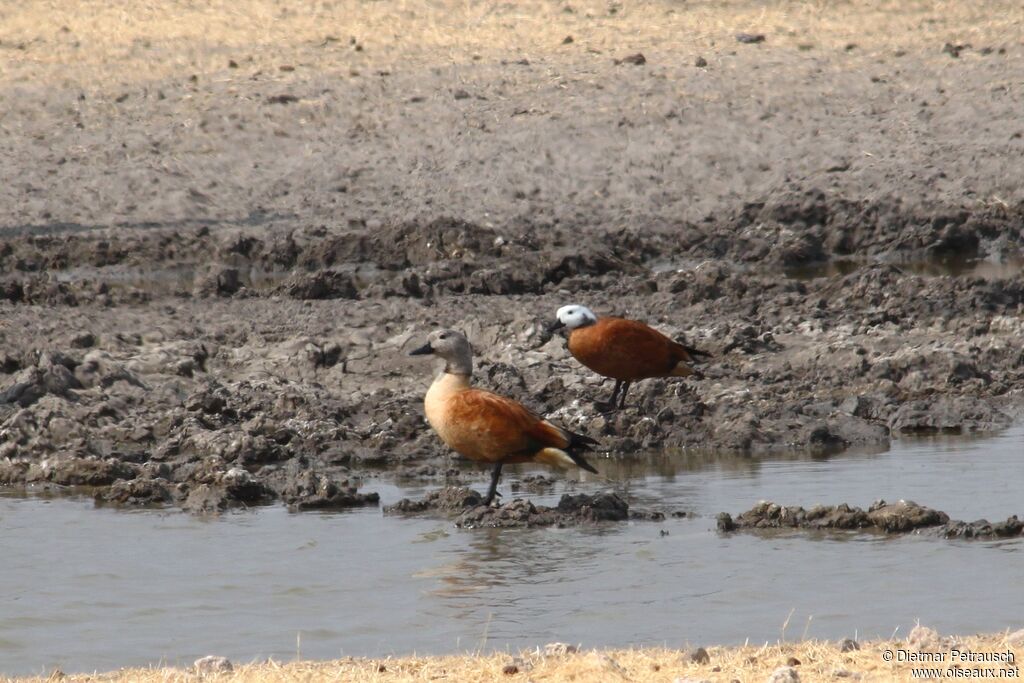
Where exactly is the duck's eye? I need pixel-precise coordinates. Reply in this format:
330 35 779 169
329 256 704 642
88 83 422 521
439 333 448 340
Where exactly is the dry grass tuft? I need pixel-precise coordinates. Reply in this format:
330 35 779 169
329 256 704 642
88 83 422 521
7 633 1021 682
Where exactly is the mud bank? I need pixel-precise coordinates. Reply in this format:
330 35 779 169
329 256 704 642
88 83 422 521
2 214 1022 512
385 486 674 527
2 0 1024 512
718 500 1024 539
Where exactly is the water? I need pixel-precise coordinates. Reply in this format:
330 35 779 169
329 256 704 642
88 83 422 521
2 427 1022 676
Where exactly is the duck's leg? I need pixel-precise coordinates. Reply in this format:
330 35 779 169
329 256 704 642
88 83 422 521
617 381 632 409
482 462 503 506
604 379 622 408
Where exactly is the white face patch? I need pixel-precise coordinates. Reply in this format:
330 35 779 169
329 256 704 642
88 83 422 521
556 304 598 329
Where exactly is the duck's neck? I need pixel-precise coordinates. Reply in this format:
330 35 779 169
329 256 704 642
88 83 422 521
429 370 471 395
424 371 471 429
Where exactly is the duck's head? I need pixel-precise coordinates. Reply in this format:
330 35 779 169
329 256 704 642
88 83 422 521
551 304 598 331
409 329 473 375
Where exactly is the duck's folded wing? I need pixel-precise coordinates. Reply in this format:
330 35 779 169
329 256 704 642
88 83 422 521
446 389 571 454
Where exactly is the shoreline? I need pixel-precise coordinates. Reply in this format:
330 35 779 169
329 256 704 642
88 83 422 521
7 631 1022 682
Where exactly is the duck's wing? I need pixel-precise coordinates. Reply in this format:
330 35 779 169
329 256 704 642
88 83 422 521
448 389 600 473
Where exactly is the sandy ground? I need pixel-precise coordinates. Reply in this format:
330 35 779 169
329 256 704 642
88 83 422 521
5 631 1022 682
2 0 1024 517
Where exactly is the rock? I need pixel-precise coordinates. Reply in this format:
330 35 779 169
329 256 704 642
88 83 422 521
889 397 1011 435
184 386 228 414
192 265 241 297
98 478 175 506
685 646 710 664
278 269 358 299
719 500 981 536
0 351 21 374
28 457 137 487
716 512 736 532
907 624 951 652
766 666 800 683
385 486 483 514
866 499 948 533
838 638 860 652
736 33 766 44
1 369 48 407
509 474 556 492
454 492 633 528
182 484 228 514
193 655 233 673
74 350 146 390
601 654 627 676
695 56 708 67
616 53 646 65
387 491 648 528
838 396 867 417
222 468 276 504
942 42 966 58
942 516 1024 539
70 332 96 348
543 642 578 657
266 94 299 105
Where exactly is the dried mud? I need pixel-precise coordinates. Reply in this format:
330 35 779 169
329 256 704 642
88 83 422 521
2 0 1023 515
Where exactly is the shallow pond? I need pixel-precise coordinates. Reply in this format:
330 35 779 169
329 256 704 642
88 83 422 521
2 427 1022 675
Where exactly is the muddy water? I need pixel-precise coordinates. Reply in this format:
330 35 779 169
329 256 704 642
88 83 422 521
2 428 1022 675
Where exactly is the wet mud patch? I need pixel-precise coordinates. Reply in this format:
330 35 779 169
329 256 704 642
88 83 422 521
3 248 1023 515
4 0 1024 514
718 500 1024 539
385 486 668 528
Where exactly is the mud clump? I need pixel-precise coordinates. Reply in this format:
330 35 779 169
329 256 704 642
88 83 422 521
384 486 484 514
942 516 1024 539
97 477 177 506
280 470 380 511
387 488 662 528
277 269 358 300
718 500 1024 539
456 492 648 528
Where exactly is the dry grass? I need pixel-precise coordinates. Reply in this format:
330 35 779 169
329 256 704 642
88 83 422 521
7 634 1022 682
1 0 1022 90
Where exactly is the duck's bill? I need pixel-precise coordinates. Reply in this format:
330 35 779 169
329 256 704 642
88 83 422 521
547 320 566 333
409 343 434 356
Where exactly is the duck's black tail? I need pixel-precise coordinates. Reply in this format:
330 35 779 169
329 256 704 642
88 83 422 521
567 430 600 473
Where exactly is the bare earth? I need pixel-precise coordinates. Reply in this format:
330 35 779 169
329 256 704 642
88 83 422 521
1 1 1024 516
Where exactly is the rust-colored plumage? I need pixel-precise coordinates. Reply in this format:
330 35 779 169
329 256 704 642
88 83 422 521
438 387 577 464
410 329 598 505
553 305 709 408
568 317 698 382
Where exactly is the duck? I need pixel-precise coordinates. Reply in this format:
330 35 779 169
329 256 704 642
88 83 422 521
551 305 709 408
409 329 599 505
